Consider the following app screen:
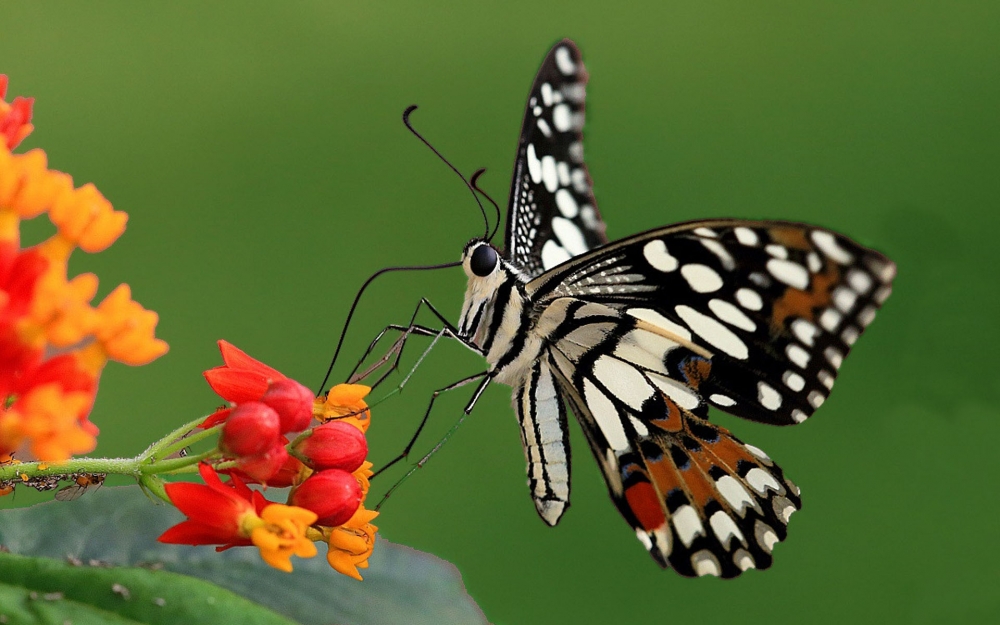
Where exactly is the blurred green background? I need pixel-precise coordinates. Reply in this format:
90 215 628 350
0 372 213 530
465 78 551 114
3 2 999 623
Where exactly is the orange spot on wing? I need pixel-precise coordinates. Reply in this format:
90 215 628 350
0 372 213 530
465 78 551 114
624 482 666 531
768 227 812 251
770 261 841 330
679 464 717 507
682 358 711 389
649 397 684 432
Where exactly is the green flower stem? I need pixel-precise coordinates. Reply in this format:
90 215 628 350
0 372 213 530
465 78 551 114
138 415 215 462
138 449 219 475
0 456 141 482
152 424 222 461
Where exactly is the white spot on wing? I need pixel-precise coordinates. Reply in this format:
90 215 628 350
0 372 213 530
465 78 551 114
757 382 782 410
583 378 629 452
746 467 782 495
811 230 854 264
552 103 572 131
833 286 858 312
526 144 542 183
709 510 746 549
593 355 655 411
782 371 806 392
541 239 571 270
791 319 819 346
680 264 724 293
710 394 736 407
819 308 842 331
554 46 576 75
551 217 588 255
541 155 559 192
540 82 553 106
765 244 788 259
643 240 678 272
708 298 757 331
736 288 763 311
716 475 756 516
734 227 759 246
675 305 749 359
535 118 552 138
554 189 579 218
767 258 810 290
692 550 721 577
648 373 701 410
786 343 810 368
672 505 705 547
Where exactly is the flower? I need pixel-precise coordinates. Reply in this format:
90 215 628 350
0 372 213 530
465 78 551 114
325 504 380 581
292 420 368 472
159 464 318 572
203 340 285 404
290 469 362 527
314 383 371 432
0 76 33 150
220 402 281 457
0 75 167 460
203 340 314 433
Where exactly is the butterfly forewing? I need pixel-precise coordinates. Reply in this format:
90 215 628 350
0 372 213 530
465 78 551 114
527 219 896 426
504 39 608 279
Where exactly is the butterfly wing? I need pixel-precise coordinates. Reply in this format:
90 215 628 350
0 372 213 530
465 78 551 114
504 39 608 279
527 219 895 426
537 299 801 576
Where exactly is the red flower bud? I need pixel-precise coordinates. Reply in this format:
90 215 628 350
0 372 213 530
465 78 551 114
290 470 362 527
293 421 367 472
262 378 315 434
220 402 280 457
235 444 290 483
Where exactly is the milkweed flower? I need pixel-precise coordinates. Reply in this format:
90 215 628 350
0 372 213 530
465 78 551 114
158 464 318 573
0 76 33 150
314 383 371 432
0 73 167 461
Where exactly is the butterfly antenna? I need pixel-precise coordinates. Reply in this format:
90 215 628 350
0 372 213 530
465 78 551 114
403 105 491 239
470 169 502 243
317 260 461 395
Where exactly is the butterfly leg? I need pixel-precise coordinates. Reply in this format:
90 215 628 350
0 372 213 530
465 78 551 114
345 297 477 390
374 374 491 510
371 370 489 479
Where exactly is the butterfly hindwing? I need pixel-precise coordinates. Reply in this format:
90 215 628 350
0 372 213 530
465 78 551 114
537 304 801 576
504 39 608 280
527 219 896 426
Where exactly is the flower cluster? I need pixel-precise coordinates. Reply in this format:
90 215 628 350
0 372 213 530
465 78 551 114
160 341 379 578
0 75 168 462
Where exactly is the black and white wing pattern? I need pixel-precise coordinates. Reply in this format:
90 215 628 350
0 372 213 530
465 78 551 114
525 220 894 576
529 219 896 426
504 39 608 280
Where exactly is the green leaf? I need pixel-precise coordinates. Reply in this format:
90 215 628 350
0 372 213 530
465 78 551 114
0 487 486 625
0 551 298 625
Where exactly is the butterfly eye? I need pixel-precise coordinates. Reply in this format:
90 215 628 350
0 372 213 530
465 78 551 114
470 245 499 277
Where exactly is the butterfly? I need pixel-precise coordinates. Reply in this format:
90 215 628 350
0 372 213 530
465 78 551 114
382 38 895 578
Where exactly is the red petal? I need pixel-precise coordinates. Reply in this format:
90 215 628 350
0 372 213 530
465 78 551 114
158 520 241 545
216 340 285 381
200 407 232 429
163 481 248 530
204 367 269 403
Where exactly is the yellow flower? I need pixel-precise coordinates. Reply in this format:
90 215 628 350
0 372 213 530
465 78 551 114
325 504 379 580
248 504 319 573
315 383 371 432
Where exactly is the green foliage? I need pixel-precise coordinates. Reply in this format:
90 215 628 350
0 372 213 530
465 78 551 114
0 551 297 625
0 488 485 625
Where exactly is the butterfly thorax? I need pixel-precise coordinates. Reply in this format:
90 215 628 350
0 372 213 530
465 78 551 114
458 242 546 385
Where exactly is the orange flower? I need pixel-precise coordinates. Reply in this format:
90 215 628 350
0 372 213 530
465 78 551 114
325 504 379 580
0 73 166 460
0 75 33 150
0 383 96 460
315 383 372 432
160 464 318 573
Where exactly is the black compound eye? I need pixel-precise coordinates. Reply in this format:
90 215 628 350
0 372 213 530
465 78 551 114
470 245 499 277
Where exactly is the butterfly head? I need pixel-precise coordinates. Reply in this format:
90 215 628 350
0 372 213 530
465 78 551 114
458 240 521 344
